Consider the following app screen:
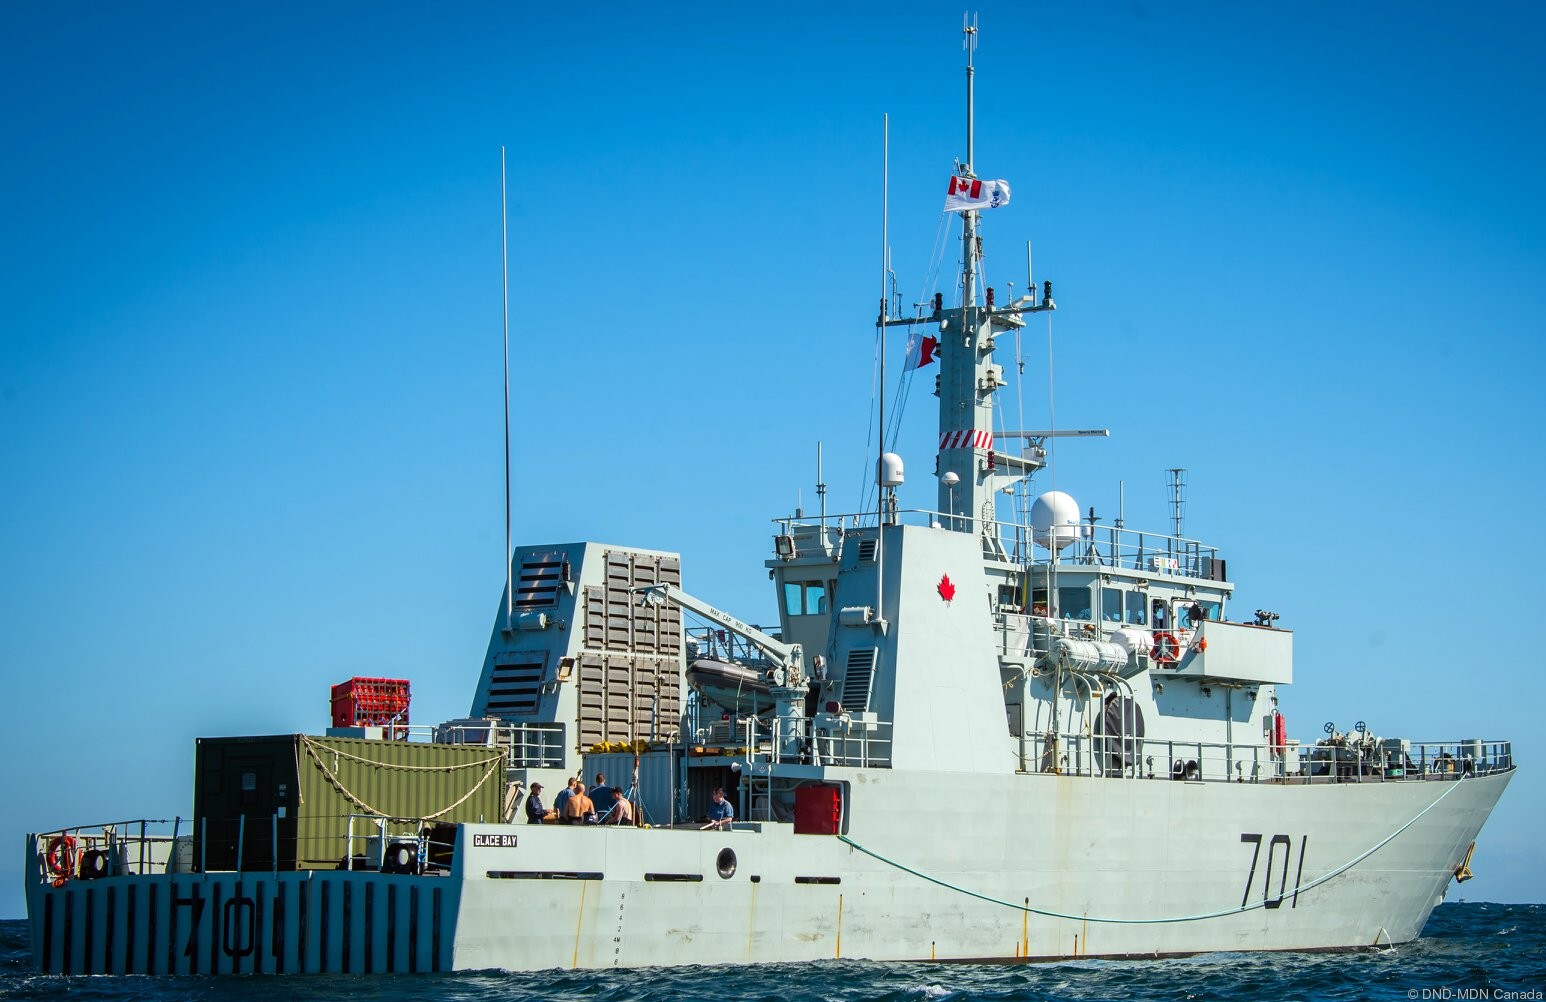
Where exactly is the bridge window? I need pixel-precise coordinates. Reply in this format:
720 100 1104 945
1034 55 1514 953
783 581 831 617
1125 591 1147 626
1057 586 1092 621
1101 587 1123 622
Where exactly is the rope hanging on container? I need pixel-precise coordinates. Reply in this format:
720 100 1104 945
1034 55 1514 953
298 735 505 820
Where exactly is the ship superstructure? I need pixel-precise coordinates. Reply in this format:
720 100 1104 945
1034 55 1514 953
22 26 1512 975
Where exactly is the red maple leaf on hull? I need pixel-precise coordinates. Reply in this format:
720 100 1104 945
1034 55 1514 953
938 574 956 602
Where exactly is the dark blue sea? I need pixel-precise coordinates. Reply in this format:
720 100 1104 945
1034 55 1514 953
1 904 1540 1001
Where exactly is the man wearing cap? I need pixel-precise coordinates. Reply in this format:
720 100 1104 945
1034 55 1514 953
524 783 548 824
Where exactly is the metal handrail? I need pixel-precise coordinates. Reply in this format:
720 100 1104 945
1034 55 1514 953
773 508 1219 577
731 713 894 769
1018 733 1514 785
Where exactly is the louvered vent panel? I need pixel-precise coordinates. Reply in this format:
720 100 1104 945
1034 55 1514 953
841 648 876 711
514 551 568 609
486 652 547 717
857 538 878 562
583 586 605 649
578 655 606 747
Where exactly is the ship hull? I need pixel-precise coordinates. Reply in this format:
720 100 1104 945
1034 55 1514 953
25 767 1510 973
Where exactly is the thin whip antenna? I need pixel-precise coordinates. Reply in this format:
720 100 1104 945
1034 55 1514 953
500 147 513 631
877 112 889 619
817 441 827 528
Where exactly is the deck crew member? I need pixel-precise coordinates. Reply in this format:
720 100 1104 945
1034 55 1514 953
524 783 548 824
564 784 596 825
608 789 635 826
705 787 734 829
589 772 613 821
552 777 578 819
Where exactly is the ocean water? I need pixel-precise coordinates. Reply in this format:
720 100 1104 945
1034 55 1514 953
1 903 1539 1002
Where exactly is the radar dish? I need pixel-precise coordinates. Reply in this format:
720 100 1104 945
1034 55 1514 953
1029 491 1081 551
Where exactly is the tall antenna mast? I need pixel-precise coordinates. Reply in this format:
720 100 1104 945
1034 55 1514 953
961 13 979 308
1168 467 1188 541
876 112 889 622
500 147 513 632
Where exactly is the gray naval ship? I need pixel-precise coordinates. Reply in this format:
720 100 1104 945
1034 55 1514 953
23 27 1513 975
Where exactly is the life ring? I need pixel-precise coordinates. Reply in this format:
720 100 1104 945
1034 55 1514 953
1150 631 1181 664
46 835 77 879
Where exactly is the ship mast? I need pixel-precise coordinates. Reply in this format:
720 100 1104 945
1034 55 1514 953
932 15 999 537
878 18 1053 540
961 16 978 310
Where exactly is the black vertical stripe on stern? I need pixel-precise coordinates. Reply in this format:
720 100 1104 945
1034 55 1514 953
386 883 398 973
408 884 420 974
273 880 285 974
342 881 352 973
125 884 137 975
431 886 443 973
104 886 116 973
364 881 375 973
62 888 74 975
319 879 331 974
297 878 310 973
208 882 221 975
252 881 263 975
83 886 95 975
147 883 159 974
83 887 95 975
40 893 53 975
231 880 242 975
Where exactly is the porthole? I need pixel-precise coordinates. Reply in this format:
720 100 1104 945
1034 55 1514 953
716 847 737 879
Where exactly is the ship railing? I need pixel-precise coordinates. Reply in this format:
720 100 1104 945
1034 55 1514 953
340 814 456 873
730 714 894 769
1001 523 1223 579
685 626 779 666
348 720 566 769
29 814 468 880
1018 734 1514 785
775 509 1219 579
769 519 846 560
1299 739 1514 783
27 818 190 883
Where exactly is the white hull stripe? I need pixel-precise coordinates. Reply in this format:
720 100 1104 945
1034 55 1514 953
938 430 993 451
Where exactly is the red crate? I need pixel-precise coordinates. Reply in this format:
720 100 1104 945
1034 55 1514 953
330 677 411 728
793 783 843 835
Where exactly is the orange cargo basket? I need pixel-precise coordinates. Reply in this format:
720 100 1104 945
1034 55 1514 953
330 676 411 729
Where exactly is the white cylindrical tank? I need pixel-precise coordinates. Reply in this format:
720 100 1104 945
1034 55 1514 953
879 452 905 487
1030 491 1081 550
1109 627 1153 659
1052 637 1130 673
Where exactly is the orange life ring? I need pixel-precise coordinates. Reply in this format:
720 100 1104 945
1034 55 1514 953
46 835 77 879
1151 631 1181 664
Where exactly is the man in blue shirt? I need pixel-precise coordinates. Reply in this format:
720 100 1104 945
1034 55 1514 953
705 787 734 829
589 772 614 822
552 777 577 820
524 783 547 824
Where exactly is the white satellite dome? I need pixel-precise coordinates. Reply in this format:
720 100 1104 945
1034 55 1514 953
1030 490 1082 551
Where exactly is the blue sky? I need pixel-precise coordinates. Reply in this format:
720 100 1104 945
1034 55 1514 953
3 2 1544 916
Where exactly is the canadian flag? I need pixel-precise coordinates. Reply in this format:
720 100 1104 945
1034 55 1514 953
944 175 1011 213
904 332 937 370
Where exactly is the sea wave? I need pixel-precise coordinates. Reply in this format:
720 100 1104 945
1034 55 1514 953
2 903 1540 1002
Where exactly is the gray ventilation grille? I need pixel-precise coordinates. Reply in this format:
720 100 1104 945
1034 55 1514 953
486 652 546 717
577 550 683 747
841 648 876 711
856 539 878 562
514 551 568 609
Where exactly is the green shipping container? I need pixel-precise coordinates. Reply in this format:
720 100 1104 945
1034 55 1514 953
193 734 507 871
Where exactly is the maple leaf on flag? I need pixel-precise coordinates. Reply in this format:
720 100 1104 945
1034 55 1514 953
938 574 956 602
